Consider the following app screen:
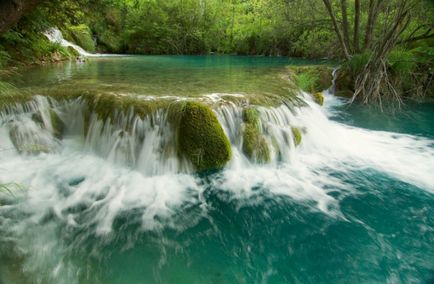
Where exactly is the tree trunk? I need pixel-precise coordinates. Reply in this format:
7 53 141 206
322 0 351 60
353 0 361 52
364 0 381 50
340 0 351 52
0 0 45 34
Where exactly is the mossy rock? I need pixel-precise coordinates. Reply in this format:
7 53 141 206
291 127 302 146
312 92 324 106
9 125 50 155
31 109 65 139
242 123 270 164
49 109 65 139
67 24 96 53
177 102 232 172
243 107 260 125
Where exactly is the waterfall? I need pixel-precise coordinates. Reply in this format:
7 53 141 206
43 27 96 57
1 91 434 283
1 92 433 192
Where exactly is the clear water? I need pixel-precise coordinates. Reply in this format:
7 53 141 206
0 56 433 284
6 55 326 97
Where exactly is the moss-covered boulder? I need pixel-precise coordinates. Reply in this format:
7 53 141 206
9 125 50 155
177 102 232 172
49 109 65 139
242 124 270 163
31 109 65 139
241 107 270 163
291 127 302 146
312 92 324 106
243 107 260 125
68 24 96 53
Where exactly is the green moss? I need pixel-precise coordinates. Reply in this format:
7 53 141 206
67 24 96 53
242 123 270 163
177 102 232 172
312 92 324 106
241 106 270 163
243 107 260 125
84 93 169 122
291 127 302 146
0 90 32 112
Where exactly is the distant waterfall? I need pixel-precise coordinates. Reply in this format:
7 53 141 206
43 27 95 57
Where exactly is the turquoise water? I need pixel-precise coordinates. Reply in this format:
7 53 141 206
0 56 433 283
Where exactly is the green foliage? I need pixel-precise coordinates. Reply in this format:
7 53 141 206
292 66 332 93
68 24 96 52
296 72 319 93
388 49 417 76
346 52 372 75
178 102 232 172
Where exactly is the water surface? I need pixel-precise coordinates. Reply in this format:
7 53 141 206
0 56 433 284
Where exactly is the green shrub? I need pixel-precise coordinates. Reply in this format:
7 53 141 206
346 51 372 75
388 48 417 76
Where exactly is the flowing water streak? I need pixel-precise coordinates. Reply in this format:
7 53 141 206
43 27 122 57
43 27 95 57
0 92 434 283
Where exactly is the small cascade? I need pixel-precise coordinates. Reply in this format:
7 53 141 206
43 27 95 57
216 102 301 165
0 95 191 175
1 89 434 284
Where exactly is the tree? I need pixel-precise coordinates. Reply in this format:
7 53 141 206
321 0 429 107
0 0 45 34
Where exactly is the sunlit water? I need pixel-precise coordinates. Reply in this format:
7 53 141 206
0 56 433 283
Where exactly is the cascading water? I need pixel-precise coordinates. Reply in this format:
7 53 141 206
43 27 95 57
0 57 433 283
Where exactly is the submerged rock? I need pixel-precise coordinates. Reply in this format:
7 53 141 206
9 125 51 154
178 102 232 172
